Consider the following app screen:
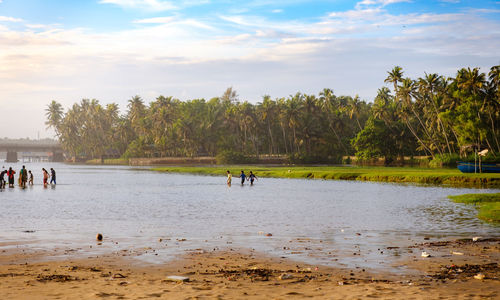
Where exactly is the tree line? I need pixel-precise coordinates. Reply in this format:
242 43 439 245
46 65 500 164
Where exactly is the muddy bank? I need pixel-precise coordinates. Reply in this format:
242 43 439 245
0 238 498 299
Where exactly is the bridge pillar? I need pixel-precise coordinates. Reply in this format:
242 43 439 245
6 151 18 163
51 151 64 162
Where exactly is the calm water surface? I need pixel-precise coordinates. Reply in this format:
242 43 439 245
1 163 499 271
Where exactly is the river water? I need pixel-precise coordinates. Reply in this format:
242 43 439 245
0 163 499 271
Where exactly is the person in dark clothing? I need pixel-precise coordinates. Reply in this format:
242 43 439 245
248 171 258 185
28 170 33 185
50 168 56 185
239 170 246 185
0 169 6 189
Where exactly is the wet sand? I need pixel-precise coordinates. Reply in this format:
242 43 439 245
0 238 498 299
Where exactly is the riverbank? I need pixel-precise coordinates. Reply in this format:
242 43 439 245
1 238 498 299
448 193 500 223
152 166 500 188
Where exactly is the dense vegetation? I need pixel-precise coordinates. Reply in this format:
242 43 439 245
46 65 500 164
448 193 500 222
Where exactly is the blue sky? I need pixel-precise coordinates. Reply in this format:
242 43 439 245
0 0 499 138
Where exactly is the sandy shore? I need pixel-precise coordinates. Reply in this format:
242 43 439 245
0 238 498 299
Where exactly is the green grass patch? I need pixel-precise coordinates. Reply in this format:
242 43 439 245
151 165 500 188
86 158 129 165
448 193 500 223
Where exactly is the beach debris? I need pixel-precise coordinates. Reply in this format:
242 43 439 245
112 273 126 279
96 233 103 241
37 274 78 282
452 251 464 255
266 233 273 237
166 275 189 282
421 251 431 258
22 230 35 233
474 273 485 280
297 267 312 273
472 237 482 242
356 233 361 236
279 273 294 280
338 281 345 285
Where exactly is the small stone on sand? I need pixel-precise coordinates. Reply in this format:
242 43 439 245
166 275 189 282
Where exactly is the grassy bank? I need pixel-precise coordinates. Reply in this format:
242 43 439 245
448 193 500 223
151 166 500 188
85 158 129 165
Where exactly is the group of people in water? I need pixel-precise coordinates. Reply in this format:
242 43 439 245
0 166 56 189
226 170 258 186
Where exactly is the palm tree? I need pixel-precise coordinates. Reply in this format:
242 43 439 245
348 95 363 130
419 73 453 154
319 88 349 155
258 95 277 155
398 78 440 156
127 95 147 137
45 100 64 137
384 66 403 95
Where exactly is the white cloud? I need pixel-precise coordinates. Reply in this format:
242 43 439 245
0 16 23 22
99 0 177 11
439 0 460 3
1 1 499 138
272 9 283 13
133 16 176 24
355 0 411 9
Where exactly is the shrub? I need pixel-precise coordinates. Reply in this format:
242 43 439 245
216 150 253 164
429 153 461 167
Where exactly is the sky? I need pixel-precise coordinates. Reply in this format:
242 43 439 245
0 0 499 139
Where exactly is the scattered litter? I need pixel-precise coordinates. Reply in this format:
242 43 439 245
279 273 294 280
166 275 190 282
472 237 482 242
265 233 273 237
22 230 35 233
338 281 344 286
474 273 485 280
96 233 103 241
421 251 431 258
452 251 464 256
112 273 126 279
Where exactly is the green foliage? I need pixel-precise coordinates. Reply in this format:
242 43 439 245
215 150 254 164
122 138 149 159
47 65 500 162
429 153 461 167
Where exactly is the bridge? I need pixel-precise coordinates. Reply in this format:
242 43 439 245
0 139 64 162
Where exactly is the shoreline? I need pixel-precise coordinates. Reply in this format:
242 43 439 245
1 238 498 299
151 165 500 188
